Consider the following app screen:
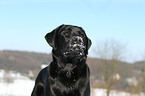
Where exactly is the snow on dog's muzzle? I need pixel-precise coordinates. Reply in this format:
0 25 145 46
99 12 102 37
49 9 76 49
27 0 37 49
63 36 86 56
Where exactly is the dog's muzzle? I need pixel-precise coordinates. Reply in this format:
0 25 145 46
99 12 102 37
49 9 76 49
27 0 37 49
63 36 86 57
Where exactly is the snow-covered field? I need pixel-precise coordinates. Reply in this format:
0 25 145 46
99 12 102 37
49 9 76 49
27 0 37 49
0 70 34 96
0 70 144 96
91 89 145 96
0 79 34 96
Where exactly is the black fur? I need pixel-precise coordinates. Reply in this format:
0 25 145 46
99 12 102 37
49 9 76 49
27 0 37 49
31 24 92 96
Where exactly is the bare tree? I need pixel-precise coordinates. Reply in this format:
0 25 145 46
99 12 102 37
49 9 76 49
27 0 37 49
94 40 126 96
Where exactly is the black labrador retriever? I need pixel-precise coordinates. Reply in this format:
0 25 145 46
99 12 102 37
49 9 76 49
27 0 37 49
31 24 92 96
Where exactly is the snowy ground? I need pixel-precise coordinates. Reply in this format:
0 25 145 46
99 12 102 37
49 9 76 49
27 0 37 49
1 79 144 96
0 69 34 96
0 70 144 96
91 89 145 96
0 79 34 96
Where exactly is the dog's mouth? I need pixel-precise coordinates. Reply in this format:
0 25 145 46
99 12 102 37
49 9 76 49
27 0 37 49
62 36 86 57
63 51 84 57
63 45 85 56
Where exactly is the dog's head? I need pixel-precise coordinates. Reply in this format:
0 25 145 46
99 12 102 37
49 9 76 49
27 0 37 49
45 24 91 60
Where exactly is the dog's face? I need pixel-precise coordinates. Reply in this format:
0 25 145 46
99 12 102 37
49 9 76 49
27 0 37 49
45 24 91 59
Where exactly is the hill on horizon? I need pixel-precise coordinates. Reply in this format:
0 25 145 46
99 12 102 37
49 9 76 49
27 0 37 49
0 50 52 75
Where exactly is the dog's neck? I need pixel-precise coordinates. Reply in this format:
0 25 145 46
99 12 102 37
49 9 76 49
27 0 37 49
49 52 87 79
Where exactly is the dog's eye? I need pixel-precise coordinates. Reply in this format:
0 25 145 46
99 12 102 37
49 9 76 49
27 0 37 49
65 33 68 36
64 32 69 37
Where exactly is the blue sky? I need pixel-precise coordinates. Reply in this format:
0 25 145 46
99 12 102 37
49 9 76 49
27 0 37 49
0 0 145 62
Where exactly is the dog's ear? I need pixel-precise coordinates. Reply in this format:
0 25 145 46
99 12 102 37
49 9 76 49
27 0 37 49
87 37 92 50
79 27 92 50
45 24 64 49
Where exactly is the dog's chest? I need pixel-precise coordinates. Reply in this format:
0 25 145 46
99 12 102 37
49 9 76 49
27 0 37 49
53 69 77 86
49 69 78 94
